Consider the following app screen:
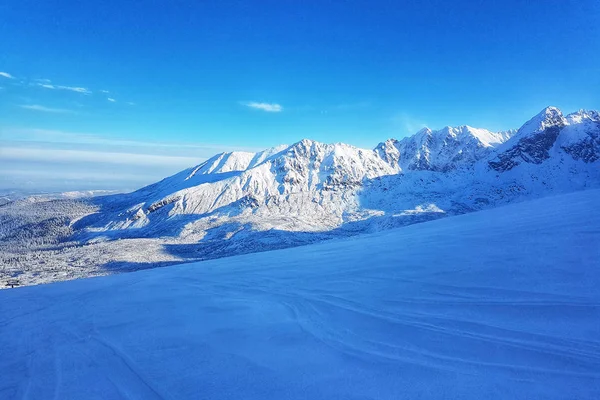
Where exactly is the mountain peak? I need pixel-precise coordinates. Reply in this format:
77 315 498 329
488 107 575 172
541 105 562 114
536 106 563 121
514 106 566 139
415 127 433 136
285 139 326 158
294 138 318 147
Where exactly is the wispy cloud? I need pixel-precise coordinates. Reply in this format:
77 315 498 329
0 128 264 191
100 90 109 94
2 128 263 154
107 98 116 102
0 167 157 184
37 83 91 94
243 102 283 112
126 101 135 106
19 104 75 114
2 147 201 167
0 72 14 79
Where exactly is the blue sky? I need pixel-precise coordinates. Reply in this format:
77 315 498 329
1 0 599 192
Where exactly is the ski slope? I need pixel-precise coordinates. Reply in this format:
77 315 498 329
1 189 599 399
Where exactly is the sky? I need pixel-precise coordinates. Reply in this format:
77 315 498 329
1 0 599 192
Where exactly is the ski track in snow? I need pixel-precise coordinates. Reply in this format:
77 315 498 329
1 189 600 399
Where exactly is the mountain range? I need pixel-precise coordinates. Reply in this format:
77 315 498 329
1 106 599 286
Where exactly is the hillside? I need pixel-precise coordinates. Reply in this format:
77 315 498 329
1 189 599 399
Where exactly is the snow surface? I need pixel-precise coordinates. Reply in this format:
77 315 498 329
1 189 599 399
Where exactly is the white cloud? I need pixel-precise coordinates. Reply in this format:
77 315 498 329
100 90 109 94
0 72 14 79
243 102 283 112
65 87 90 94
126 102 135 106
37 83 91 94
0 167 154 183
1 128 262 155
19 104 75 113
107 98 116 102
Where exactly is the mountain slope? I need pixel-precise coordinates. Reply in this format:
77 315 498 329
79 139 399 233
1 189 599 399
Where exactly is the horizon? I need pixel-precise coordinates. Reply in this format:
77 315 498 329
1 0 599 191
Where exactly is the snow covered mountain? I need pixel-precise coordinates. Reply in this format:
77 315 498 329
83 106 598 237
80 139 399 236
376 125 515 172
79 126 512 235
1 106 599 286
489 107 600 171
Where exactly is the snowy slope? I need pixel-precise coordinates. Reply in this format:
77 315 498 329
1 189 599 399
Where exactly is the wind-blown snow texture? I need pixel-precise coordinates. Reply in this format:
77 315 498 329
1 189 599 399
1 107 599 286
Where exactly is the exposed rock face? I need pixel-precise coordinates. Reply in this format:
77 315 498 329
489 126 562 171
562 135 600 163
489 107 567 172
